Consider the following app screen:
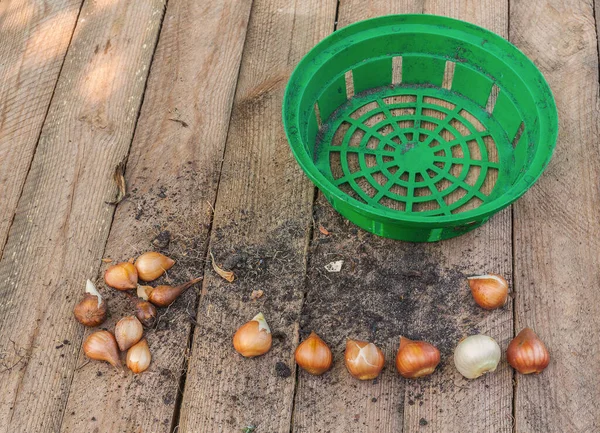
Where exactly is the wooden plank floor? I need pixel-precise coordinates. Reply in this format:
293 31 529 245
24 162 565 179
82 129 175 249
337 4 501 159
0 0 597 431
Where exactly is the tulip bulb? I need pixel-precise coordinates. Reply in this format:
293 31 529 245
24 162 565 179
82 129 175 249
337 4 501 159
507 328 550 374
83 330 121 368
344 339 385 380
74 280 107 327
468 274 509 310
233 313 272 358
395 336 440 378
105 262 138 290
454 334 501 379
295 331 333 375
146 277 202 307
115 316 143 351
135 252 175 282
126 292 157 327
127 338 151 373
135 300 157 327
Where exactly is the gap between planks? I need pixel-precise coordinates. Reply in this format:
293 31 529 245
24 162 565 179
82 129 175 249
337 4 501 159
291 2 513 433
58 1 255 432
0 0 169 431
167 2 257 431
288 3 341 431
56 0 169 430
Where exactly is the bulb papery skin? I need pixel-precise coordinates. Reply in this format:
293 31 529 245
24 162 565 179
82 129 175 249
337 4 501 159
233 312 272 358
104 262 138 290
85 279 103 306
115 316 144 351
135 252 175 282
395 337 440 378
295 331 333 375
135 301 157 327
454 334 501 379
74 294 107 327
344 340 385 380
83 331 121 368
146 277 202 307
127 339 151 374
507 328 550 374
253 312 270 333
468 274 509 310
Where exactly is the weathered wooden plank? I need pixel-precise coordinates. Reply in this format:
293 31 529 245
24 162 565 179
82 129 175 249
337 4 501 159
400 5 514 433
0 0 83 257
511 1 600 431
0 0 167 431
176 1 338 431
59 1 253 431
293 2 513 432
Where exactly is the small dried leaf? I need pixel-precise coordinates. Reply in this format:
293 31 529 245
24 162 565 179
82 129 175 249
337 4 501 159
101 258 113 263
106 160 127 205
325 260 343 272
318 225 330 236
210 252 235 282
250 289 264 300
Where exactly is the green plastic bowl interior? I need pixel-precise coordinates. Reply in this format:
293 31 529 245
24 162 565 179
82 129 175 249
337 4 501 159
283 14 558 242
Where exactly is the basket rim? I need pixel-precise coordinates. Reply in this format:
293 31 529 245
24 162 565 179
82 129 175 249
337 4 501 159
282 14 558 226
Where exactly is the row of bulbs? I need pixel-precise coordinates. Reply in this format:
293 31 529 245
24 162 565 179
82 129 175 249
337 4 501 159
74 252 201 374
233 275 550 379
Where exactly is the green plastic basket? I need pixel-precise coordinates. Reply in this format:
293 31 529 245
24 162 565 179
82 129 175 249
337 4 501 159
283 15 558 242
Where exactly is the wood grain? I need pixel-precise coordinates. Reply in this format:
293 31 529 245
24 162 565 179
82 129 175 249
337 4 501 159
511 0 600 431
59 1 253 431
292 2 514 432
0 0 166 431
176 1 338 431
402 5 513 433
0 0 82 257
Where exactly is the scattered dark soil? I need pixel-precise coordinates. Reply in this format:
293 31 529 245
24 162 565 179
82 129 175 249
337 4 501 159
197 218 307 348
275 361 292 378
151 230 171 249
96 153 499 429
301 194 488 357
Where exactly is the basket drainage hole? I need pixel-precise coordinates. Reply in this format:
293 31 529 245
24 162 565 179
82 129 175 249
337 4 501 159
442 61 455 90
365 154 377 167
486 84 500 113
451 196 484 214
345 70 355 99
314 102 322 128
379 196 406 211
332 121 351 146
423 96 455 110
350 101 379 120
512 122 525 148
414 201 440 212
459 109 485 132
392 56 402 84
346 129 365 148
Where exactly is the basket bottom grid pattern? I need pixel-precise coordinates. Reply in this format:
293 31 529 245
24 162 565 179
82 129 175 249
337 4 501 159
315 84 520 218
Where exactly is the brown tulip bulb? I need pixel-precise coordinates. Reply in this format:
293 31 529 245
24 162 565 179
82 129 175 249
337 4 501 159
507 328 550 374
105 262 138 290
396 336 440 378
344 339 385 380
295 331 333 375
